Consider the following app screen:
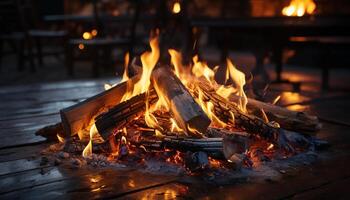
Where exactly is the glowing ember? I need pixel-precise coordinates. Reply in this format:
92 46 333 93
282 0 316 17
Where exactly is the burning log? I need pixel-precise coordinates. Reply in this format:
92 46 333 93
189 78 293 151
134 135 223 157
229 95 322 132
94 90 158 140
60 75 140 137
151 67 211 137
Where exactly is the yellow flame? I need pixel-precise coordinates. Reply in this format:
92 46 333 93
168 49 183 78
272 95 281 105
170 118 183 132
282 0 316 17
261 108 269 123
155 130 164 137
57 134 65 143
267 143 274 150
172 2 181 14
83 32 92 40
192 55 215 83
82 124 98 158
216 85 237 99
122 52 130 82
144 93 162 131
121 36 159 102
226 58 247 113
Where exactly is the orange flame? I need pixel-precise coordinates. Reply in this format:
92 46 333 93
121 36 159 102
282 0 316 17
82 124 98 158
226 58 247 113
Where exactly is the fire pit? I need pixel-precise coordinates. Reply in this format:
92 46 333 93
36 34 328 183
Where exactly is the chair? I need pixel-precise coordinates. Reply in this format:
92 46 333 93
23 0 69 67
0 0 35 71
67 0 141 77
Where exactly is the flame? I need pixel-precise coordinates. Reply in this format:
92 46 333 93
192 55 215 83
267 143 274 150
121 36 159 102
172 2 181 14
168 49 183 79
282 0 316 17
272 95 281 105
226 58 247 113
144 94 162 131
170 118 183 132
56 134 65 143
82 124 98 158
195 89 226 128
122 52 130 82
104 83 112 90
261 108 269 123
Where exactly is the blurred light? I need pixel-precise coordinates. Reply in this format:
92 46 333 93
83 32 92 40
78 44 85 50
91 29 98 37
172 2 181 14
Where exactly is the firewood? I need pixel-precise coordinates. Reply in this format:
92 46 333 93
188 78 293 152
60 75 140 137
133 135 224 158
94 90 158 140
151 67 211 137
229 95 322 132
35 123 64 141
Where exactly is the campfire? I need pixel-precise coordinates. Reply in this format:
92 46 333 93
38 33 327 175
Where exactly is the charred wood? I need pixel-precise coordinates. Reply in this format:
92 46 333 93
229 95 322 132
151 67 211 137
60 75 141 137
189 78 293 152
95 90 158 140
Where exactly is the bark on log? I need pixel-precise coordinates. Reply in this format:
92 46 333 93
229 95 322 132
94 90 158 140
151 67 211 137
60 75 140 137
189 78 293 151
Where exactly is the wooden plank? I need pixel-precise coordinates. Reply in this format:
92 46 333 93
0 78 117 95
0 114 60 129
0 168 177 199
0 134 46 150
0 158 45 176
0 144 46 162
0 101 75 121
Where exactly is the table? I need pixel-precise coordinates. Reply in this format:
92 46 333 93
191 16 350 89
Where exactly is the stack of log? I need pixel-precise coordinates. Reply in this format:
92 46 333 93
37 61 323 167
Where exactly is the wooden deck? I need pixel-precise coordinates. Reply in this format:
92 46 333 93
0 79 349 199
